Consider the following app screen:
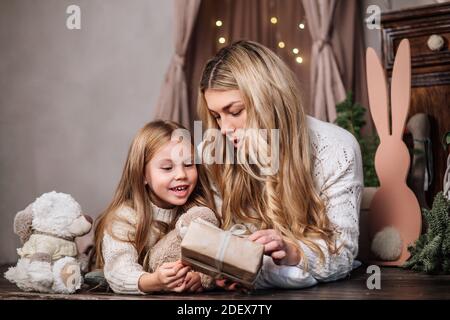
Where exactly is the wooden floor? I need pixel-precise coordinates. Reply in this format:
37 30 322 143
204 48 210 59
1 264 449 300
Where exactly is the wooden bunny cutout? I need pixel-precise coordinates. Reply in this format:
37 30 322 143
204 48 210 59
366 39 422 266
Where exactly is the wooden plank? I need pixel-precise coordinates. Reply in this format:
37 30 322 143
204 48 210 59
1 265 449 300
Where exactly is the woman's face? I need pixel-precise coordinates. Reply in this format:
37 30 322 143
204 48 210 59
144 141 198 209
204 89 247 147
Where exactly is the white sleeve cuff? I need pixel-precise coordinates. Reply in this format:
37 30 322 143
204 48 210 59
255 256 318 289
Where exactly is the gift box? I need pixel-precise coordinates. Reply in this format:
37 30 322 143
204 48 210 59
181 219 264 288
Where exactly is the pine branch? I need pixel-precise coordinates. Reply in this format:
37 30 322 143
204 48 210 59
404 192 450 274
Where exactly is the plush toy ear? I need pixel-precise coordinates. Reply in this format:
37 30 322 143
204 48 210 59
176 206 219 238
184 206 218 225
14 204 34 244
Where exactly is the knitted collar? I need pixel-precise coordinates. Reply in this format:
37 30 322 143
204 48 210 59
150 202 178 224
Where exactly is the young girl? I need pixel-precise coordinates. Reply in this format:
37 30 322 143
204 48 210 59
197 41 364 289
94 120 216 294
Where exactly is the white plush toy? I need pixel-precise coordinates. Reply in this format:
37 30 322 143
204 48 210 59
4 191 92 294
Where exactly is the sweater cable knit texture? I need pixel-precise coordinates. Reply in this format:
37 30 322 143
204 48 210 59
102 203 176 294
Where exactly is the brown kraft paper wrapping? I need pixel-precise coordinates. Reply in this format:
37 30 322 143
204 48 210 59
181 220 264 287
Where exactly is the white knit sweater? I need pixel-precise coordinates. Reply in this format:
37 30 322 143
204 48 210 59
297 116 363 284
101 203 177 294
211 116 364 289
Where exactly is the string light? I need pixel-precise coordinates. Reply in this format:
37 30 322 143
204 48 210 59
214 16 305 66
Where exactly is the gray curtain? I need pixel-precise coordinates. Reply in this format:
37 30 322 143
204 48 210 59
302 0 346 122
153 0 201 129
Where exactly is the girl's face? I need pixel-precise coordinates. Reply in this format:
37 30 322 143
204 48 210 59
144 141 198 208
204 89 247 147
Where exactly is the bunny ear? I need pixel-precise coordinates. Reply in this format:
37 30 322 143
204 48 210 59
391 39 411 139
366 47 390 139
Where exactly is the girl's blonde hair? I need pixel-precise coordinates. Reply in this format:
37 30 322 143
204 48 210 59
198 40 338 267
94 120 216 268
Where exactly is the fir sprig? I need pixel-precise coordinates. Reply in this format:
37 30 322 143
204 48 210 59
403 192 450 274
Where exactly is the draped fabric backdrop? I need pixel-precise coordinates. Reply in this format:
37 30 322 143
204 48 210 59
332 1 371 132
155 0 369 131
186 0 312 124
153 0 201 129
302 0 345 122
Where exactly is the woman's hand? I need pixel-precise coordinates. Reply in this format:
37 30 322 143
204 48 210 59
145 260 190 293
248 229 300 266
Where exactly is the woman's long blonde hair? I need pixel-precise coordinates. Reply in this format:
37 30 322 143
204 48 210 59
198 41 338 267
94 120 216 268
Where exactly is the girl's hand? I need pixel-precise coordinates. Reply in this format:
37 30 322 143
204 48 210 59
248 229 300 266
215 278 248 293
155 260 191 292
183 271 203 293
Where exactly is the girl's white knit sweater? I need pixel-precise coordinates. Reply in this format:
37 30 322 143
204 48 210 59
101 203 176 294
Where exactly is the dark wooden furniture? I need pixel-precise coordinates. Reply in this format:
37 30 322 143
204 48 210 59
381 3 450 206
1 264 449 300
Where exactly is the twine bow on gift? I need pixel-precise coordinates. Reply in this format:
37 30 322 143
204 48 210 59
214 224 247 272
181 218 262 288
191 219 248 273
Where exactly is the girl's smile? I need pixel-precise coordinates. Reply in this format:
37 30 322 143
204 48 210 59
169 184 190 198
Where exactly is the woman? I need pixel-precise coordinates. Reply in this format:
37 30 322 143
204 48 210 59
197 40 363 289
